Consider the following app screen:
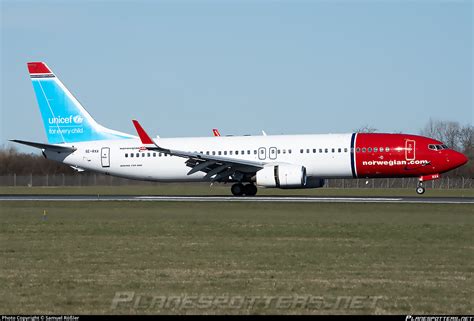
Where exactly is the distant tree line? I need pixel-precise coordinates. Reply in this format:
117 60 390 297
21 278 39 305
0 146 74 176
419 119 473 156
1 120 472 177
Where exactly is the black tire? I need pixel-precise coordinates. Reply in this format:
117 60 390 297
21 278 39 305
416 186 425 195
244 184 258 196
231 183 245 196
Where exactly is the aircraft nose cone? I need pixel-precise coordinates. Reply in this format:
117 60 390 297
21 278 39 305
451 151 469 168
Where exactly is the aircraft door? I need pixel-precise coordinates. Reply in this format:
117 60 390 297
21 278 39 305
258 147 266 160
405 140 415 161
101 147 110 167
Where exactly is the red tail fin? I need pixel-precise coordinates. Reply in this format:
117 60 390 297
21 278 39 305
132 120 155 145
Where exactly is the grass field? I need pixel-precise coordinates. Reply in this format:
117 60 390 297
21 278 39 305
1 200 472 314
1 185 473 197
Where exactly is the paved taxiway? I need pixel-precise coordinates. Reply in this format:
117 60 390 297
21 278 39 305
0 195 473 204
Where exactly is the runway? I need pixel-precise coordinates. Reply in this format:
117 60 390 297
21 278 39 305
1 194 473 204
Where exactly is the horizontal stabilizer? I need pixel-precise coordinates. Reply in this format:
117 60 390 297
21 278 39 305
10 139 76 152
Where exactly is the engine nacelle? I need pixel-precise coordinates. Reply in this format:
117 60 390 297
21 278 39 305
256 164 307 188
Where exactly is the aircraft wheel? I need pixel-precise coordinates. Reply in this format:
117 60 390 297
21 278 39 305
231 183 245 196
416 186 425 195
244 184 258 196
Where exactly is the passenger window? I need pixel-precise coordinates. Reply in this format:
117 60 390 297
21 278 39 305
147 153 150 157
247 150 250 155
283 149 286 154
224 151 227 155
368 148 372 152
356 148 360 152
338 148 341 153
230 151 233 155
300 149 304 154
313 149 316 153
362 148 366 153
325 149 328 153
212 151 216 155
288 149 292 154
277 149 281 154
136 153 140 157
236 151 239 155
241 151 244 155
319 149 323 153
206 151 209 155
153 153 156 157
373 148 378 152
130 153 134 158
125 153 128 158
331 148 335 153
218 151 222 155
379 147 384 152
386 147 390 152
271 149 275 154
344 148 348 152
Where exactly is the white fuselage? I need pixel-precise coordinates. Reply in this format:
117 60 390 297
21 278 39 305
46 133 354 182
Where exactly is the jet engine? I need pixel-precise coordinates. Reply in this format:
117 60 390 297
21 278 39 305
256 164 307 188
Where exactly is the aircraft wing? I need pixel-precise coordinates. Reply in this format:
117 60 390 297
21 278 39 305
132 120 264 182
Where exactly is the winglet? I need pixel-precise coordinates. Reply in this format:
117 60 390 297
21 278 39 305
132 120 155 145
212 129 221 137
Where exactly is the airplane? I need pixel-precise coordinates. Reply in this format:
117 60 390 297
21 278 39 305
11 62 469 196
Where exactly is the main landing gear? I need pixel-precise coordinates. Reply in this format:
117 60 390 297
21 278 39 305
416 182 425 195
231 183 258 196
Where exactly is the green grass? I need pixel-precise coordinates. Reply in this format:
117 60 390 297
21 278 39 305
0 184 473 197
0 201 472 314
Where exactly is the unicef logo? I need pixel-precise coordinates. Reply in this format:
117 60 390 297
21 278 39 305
73 115 84 124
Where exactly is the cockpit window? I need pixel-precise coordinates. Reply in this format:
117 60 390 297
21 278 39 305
429 144 449 151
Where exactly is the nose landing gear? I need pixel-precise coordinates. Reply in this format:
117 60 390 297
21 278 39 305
231 183 257 196
416 174 440 195
416 182 425 195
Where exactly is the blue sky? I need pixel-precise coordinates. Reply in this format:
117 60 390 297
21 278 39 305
1 0 472 151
